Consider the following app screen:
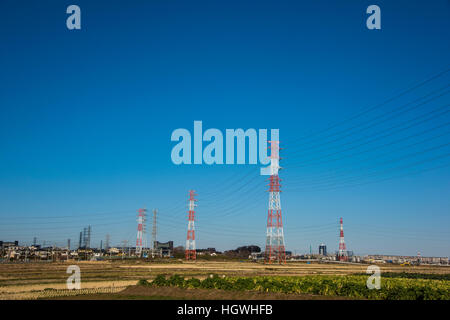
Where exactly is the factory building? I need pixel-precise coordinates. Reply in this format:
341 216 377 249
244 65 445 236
154 241 174 256
319 243 327 256
0 241 19 248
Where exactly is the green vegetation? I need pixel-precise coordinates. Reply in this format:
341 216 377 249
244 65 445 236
358 272 450 281
139 274 450 300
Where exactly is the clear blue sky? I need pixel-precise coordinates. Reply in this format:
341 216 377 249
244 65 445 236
0 0 449 256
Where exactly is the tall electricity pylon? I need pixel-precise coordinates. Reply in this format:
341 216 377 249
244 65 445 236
265 140 286 264
338 217 348 261
152 209 157 258
185 190 197 261
136 208 147 257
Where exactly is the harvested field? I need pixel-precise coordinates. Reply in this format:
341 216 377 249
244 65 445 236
51 285 352 300
1 260 448 300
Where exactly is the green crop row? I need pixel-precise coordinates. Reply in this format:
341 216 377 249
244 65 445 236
138 274 450 300
354 272 450 281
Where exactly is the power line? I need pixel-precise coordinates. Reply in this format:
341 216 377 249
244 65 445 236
285 67 450 146
286 155 450 193
288 129 450 185
287 120 450 182
287 86 450 157
286 101 450 169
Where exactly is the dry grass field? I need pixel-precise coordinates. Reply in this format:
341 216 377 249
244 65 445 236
1 260 448 300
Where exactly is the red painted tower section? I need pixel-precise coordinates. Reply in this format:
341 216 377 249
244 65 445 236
136 208 147 257
264 140 286 264
338 217 348 261
185 190 197 260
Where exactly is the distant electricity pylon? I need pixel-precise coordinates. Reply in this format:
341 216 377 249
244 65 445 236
338 217 348 261
151 209 157 258
83 228 87 248
88 226 91 248
82 226 91 249
122 240 128 259
105 234 110 251
265 140 286 264
136 208 147 257
185 190 197 261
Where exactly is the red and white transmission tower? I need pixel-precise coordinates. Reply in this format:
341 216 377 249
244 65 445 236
136 208 147 257
338 217 348 261
185 190 197 261
265 140 286 264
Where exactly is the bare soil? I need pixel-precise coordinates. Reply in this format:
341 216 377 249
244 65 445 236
53 285 353 300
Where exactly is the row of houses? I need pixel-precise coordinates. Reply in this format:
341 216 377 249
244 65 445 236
2 240 448 265
365 254 449 265
0 240 178 262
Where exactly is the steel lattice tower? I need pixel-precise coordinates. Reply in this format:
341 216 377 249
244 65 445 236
87 226 91 249
151 209 157 258
82 226 91 249
338 217 348 261
185 190 197 261
105 234 110 250
265 140 286 264
83 228 87 247
136 208 147 257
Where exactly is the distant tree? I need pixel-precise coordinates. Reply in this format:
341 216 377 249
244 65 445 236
224 245 261 258
173 246 185 253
